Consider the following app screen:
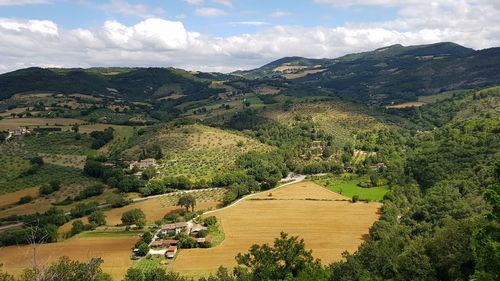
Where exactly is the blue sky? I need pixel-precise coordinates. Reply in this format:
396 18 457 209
0 0 398 36
0 0 499 72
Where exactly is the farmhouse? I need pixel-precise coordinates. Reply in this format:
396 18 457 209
6 127 30 140
196 237 212 244
369 163 387 171
150 239 178 248
160 222 188 235
190 224 208 237
129 158 158 170
165 246 178 259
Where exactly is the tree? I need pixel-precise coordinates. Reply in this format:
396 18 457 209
142 167 157 180
49 180 61 192
124 268 144 281
235 232 321 280
121 209 146 226
71 124 79 133
30 156 44 166
141 231 153 244
177 194 196 213
70 220 85 236
88 210 106 226
21 256 110 281
18 195 33 204
136 241 149 256
83 160 105 178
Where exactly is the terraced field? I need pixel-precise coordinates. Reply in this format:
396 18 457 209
127 125 270 181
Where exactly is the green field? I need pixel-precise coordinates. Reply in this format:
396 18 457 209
313 175 389 201
78 230 143 238
133 255 166 271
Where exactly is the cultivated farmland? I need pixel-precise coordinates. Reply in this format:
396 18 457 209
0 236 139 280
171 181 381 276
126 125 270 181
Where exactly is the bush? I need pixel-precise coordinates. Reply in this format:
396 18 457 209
136 241 149 256
39 184 54 196
352 195 359 203
74 184 104 201
18 195 33 204
105 193 131 208
88 210 106 226
141 231 153 244
121 209 146 226
71 220 85 235
203 216 217 227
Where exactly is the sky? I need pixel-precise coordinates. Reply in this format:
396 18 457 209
0 0 499 73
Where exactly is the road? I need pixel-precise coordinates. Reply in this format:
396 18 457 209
0 175 305 233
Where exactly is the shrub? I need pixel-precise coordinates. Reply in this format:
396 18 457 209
136 241 149 256
71 220 85 235
18 195 33 204
203 216 217 227
352 195 359 203
88 210 106 226
121 209 146 226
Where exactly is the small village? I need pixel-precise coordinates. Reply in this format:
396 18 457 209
132 217 216 261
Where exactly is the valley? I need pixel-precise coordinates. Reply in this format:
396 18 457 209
0 42 498 281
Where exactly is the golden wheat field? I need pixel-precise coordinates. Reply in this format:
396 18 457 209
0 236 138 280
171 181 381 277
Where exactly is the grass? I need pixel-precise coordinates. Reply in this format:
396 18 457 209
206 222 225 247
78 230 143 238
313 174 389 202
133 255 166 271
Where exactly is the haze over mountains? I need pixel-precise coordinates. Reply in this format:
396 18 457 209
1 42 499 105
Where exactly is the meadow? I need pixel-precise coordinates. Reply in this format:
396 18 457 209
171 181 381 277
313 174 389 202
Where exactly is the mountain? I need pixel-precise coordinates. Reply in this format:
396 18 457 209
1 42 499 105
0 67 223 102
236 42 500 104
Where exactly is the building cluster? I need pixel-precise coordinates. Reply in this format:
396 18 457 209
5 127 30 140
150 221 211 259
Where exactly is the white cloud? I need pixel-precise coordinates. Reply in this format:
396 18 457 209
0 0 49 5
195 7 226 16
99 0 164 18
271 10 292 18
228 21 270 26
212 0 232 6
0 0 500 73
184 0 203 5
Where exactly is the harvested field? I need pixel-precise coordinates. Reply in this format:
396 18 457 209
385 101 426 109
171 181 381 276
0 118 85 131
59 189 225 231
282 69 326 79
0 236 138 280
0 187 38 208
